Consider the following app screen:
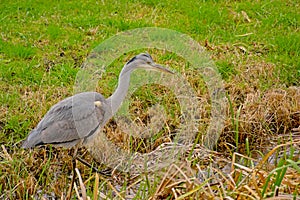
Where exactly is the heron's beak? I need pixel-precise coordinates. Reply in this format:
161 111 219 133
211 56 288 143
150 63 174 74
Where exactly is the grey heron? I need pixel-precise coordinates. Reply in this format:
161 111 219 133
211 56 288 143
21 53 173 199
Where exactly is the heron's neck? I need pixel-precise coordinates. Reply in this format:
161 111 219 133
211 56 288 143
107 66 132 115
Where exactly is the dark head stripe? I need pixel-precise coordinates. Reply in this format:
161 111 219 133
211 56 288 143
126 56 137 65
126 53 152 65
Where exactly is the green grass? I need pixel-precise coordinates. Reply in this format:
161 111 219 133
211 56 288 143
0 0 299 199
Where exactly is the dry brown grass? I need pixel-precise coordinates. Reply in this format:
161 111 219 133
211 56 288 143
221 82 300 155
1 140 299 199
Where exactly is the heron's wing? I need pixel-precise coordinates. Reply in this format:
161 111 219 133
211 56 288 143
22 92 107 148
37 120 80 146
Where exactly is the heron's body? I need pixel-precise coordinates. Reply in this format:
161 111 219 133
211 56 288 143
22 92 108 148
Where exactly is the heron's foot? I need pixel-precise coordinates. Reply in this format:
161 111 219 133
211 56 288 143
76 156 112 177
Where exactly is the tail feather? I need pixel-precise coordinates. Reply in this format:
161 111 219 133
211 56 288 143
21 129 43 148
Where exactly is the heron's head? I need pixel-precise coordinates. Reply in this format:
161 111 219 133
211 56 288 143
125 53 173 74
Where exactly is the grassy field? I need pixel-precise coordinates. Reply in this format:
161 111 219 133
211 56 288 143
0 0 299 199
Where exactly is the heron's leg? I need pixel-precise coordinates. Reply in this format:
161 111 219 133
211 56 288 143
66 147 79 200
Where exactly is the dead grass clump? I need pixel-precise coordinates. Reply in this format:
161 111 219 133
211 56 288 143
234 61 278 88
219 86 300 154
